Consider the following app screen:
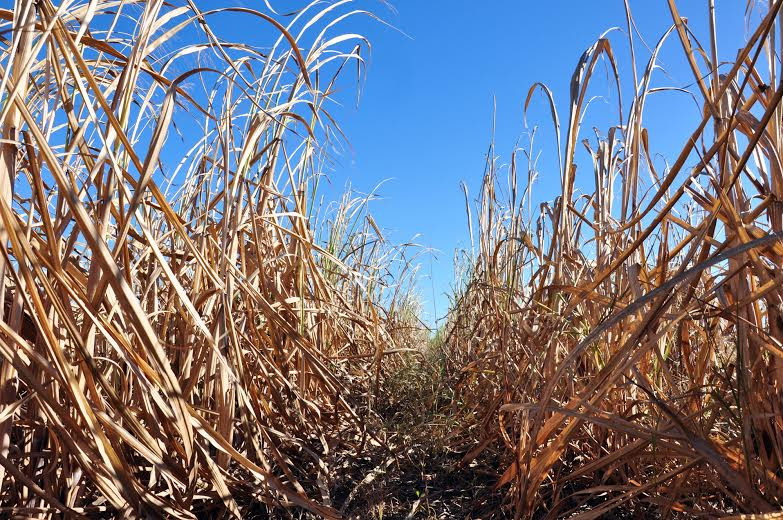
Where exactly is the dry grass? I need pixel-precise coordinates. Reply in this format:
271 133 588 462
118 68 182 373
441 1 783 518
3 0 783 519
0 0 422 518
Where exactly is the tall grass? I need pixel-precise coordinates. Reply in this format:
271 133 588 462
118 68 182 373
4 0 783 518
0 1 418 517
443 1 783 518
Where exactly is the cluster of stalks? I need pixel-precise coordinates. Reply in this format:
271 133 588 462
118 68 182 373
6 0 783 518
444 1 783 518
0 1 417 518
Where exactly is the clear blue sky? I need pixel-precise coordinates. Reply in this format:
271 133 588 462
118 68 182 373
311 0 752 327
202 1 751 327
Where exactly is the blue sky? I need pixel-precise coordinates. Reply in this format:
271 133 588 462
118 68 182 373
193 1 753 327
311 0 753 327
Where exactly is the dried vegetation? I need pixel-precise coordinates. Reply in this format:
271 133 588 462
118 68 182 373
2 0 783 519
